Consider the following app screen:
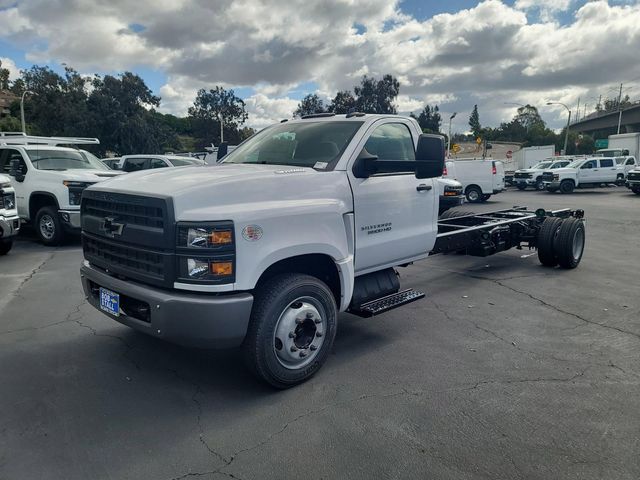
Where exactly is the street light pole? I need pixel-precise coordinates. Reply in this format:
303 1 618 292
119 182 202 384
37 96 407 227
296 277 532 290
20 90 35 133
547 102 571 155
218 112 224 144
447 112 457 157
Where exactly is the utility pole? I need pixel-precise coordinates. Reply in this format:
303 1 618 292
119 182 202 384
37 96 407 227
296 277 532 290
447 112 457 158
575 97 580 123
616 83 623 134
218 112 224 143
20 90 35 133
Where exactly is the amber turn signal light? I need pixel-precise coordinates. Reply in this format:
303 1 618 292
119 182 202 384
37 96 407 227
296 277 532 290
210 230 233 245
210 261 233 276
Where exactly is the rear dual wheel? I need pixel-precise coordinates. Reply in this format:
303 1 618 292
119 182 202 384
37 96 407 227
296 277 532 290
0 240 12 255
537 217 585 269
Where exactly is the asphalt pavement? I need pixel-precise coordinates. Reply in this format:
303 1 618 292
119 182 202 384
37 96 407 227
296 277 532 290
1 188 639 480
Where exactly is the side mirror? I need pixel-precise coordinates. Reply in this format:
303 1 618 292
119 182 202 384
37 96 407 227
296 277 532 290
9 158 26 182
415 134 445 179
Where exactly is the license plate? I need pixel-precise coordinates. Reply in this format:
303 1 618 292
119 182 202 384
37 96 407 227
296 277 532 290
99 287 120 317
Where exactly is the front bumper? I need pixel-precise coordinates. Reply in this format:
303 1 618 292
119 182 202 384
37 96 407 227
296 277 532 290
514 178 536 186
545 181 561 188
439 194 464 213
0 214 20 239
59 209 81 231
80 261 254 349
626 180 640 189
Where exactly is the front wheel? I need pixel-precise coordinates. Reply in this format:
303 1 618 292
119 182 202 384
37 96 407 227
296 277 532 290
243 273 337 388
465 186 482 203
535 179 546 191
35 206 64 246
632 187 640 195
0 240 13 255
559 180 575 194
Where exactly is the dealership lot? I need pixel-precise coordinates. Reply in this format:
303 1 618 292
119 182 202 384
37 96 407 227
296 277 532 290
1 188 639 480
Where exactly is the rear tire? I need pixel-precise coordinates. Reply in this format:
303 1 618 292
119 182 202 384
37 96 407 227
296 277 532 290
0 240 12 255
35 206 64 246
243 273 337 389
559 180 574 194
481 194 491 202
554 218 585 269
616 175 625 186
465 186 482 203
537 217 563 267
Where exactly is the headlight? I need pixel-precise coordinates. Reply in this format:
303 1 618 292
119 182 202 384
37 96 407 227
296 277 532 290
0 184 15 210
176 222 235 284
178 223 234 248
443 186 462 196
553 174 559 180
64 181 93 206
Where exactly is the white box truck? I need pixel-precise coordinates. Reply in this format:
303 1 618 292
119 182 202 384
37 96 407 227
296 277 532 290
505 145 555 185
597 133 640 159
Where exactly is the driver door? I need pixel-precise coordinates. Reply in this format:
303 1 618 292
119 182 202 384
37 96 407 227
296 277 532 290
579 159 598 183
347 121 438 274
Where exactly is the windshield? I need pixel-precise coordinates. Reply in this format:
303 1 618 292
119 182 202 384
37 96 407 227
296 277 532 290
533 162 552 169
28 149 109 171
222 121 364 169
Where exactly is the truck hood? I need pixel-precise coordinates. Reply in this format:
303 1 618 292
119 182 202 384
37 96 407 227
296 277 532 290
515 168 543 174
546 167 576 175
87 163 353 220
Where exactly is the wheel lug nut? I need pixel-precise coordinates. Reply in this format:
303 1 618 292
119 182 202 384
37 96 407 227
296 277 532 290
299 351 307 358
295 318 303 325
310 345 317 351
288 331 296 338
314 318 321 324
306 312 314 319
290 346 298 352
316 331 323 337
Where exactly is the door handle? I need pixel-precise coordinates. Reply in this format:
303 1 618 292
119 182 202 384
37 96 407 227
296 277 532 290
416 184 432 192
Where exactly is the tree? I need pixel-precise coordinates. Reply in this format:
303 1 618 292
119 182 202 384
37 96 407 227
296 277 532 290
293 94 326 117
469 105 481 138
353 74 400 114
328 90 356 114
0 60 10 90
411 105 442 133
514 104 545 131
188 87 248 148
603 95 633 113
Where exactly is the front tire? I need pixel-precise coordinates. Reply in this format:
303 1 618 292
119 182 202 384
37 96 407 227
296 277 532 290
559 180 575 194
535 179 546 191
632 187 640 195
0 240 13 255
243 273 337 388
465 186 482 203
35 206 64 246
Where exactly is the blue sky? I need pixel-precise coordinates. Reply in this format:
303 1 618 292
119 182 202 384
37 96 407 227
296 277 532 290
2 1 640 130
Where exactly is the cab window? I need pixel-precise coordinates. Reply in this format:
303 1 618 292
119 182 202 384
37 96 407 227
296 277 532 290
150 158 168 169
363 123 415 162
599 159 614 168
581 160 596 169
626 158 636 166
0 149 27 175
123 158 149 172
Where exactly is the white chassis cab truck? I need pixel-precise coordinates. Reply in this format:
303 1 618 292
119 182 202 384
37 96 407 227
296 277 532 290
542 156 626 194
0 133 121 245
79 114 587 388
0 173 20 255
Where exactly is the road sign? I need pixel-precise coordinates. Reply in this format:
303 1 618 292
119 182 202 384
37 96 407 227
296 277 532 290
595 139 608 149
476 137 482 145
506 150 513 159
452 144 461 153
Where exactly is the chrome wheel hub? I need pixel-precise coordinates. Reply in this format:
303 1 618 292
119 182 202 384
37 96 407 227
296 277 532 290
273 297 326 369
572 227 584 259
39 214 55 240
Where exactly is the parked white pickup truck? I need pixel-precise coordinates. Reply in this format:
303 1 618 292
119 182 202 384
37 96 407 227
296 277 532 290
443 158 505 203
542 157 626 193
513 158 572 191
79 114 586 388
0 134 121 245
625 167 640 194
0 173 20 255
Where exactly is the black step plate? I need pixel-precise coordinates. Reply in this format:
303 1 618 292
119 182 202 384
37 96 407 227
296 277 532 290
350 288 425 318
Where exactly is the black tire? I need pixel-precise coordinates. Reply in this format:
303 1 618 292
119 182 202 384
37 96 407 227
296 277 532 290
439 209 476 220
615 175 625 186
516 184 527 191
481 194 491 202
559 180 574 194
35 206 64 246
535 178 546 191
0 240 12 255
537 217 563 267
554 218 585 269
633 187 640 195
243 273 337 388
546 187 558 193
465 185 483 203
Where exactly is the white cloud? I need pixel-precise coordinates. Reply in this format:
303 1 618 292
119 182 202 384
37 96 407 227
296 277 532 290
0 57 20 80
1 0 640 132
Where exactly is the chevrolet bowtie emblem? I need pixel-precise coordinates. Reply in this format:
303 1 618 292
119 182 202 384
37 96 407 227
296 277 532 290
100 216 124 237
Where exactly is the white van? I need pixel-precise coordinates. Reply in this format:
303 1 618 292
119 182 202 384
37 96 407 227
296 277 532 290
443 158 505 202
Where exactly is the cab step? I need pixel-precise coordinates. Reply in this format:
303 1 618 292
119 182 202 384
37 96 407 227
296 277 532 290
350 288 425 318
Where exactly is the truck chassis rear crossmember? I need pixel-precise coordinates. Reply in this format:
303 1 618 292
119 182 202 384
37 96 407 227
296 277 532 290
432 207 584 257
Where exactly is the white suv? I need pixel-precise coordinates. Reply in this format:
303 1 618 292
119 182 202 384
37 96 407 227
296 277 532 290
0 136 121 245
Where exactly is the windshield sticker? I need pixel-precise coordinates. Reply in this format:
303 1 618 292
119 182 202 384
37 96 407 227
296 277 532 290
313 162 328 170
